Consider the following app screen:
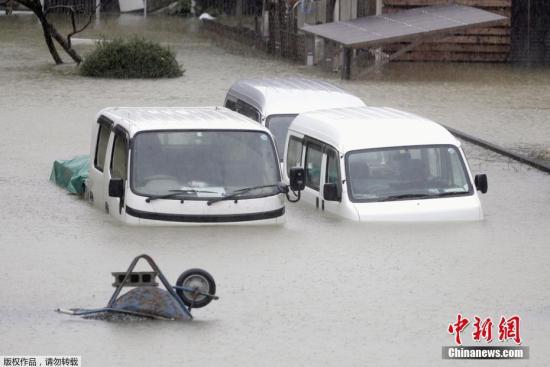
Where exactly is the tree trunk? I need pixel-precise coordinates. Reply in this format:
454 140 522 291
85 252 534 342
14 0 83 64
48 25 83 64
39 15 63 64
42 17 63 65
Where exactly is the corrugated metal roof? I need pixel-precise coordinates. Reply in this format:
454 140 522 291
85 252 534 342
302 4 507 48
289 106 459 152
227 78 365 116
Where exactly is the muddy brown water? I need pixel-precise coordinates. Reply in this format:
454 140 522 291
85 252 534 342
1 13 550 366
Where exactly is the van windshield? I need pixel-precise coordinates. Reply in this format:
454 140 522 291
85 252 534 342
266 114 297 159
346 145 472 202
131 130 281 199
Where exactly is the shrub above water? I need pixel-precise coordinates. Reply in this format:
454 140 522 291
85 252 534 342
79 38 183 78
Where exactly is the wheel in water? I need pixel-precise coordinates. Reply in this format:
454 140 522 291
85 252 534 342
176 268 216 308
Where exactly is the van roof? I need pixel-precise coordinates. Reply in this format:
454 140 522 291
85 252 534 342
289 106 460 152
227 78 366 117
98 107 268 137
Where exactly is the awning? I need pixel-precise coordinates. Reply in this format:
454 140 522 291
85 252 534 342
301 4 507 49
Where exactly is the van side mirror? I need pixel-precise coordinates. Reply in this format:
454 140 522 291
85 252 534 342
474 174 488 194
323 183 341 202
109 178 124 198
289 167 306 191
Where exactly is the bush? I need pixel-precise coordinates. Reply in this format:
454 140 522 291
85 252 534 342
164 0 192 16
79 38 183 78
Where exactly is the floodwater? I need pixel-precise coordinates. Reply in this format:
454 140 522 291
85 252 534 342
1 13 550 366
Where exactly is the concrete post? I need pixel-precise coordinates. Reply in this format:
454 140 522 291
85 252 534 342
339 0 357 21
306 34 314 65
236 0 243 16
341 47 352 79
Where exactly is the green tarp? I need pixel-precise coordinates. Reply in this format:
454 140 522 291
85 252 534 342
50 155 90 194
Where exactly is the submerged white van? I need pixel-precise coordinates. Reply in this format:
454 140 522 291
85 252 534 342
224 78 366 159
88 107 303 225
283 106 488 222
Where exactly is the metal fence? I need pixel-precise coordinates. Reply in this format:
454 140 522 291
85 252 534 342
266 0 306 61
44 0 98 13
196 0 263 16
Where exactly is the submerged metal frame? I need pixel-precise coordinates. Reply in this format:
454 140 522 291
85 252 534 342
56 254 194 320
106 254 192 318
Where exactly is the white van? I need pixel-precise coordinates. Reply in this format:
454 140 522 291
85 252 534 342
283 106 488 222
224 78 366 159
87 107 304 225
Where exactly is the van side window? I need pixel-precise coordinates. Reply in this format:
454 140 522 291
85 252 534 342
326 148 340 184
110 134 128 180
305 142 322 191
286 136 303 176
94 124 111 172
224 98 237 111
236 100 260 122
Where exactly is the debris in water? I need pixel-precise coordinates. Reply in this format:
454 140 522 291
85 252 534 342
56 254 218 321
198 13 215 20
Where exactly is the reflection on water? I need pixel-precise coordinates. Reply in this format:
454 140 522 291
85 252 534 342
0 13 549 367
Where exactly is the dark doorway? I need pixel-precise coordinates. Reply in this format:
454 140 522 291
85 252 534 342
510 0 550 65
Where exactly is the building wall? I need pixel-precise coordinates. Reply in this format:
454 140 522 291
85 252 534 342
383 0 512 62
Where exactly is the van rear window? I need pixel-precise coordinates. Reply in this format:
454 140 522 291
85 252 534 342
225 99 237 111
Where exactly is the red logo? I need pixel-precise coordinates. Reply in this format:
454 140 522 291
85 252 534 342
473 316 493 342
448 314 469 345
498 315 521 344
448 314 522 345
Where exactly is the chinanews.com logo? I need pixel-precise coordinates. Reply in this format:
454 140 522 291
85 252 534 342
442 314 529 360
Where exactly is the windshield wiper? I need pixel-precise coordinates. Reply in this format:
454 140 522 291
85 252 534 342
145 189 217 203
431 191 468 198
378 193 431 202
378 191 468 202
207 183 285 206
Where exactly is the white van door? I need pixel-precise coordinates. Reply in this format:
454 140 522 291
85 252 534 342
88 117 112 212
105 127 129 221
